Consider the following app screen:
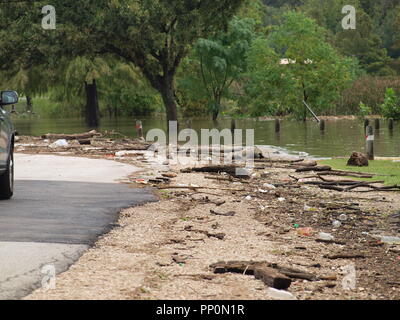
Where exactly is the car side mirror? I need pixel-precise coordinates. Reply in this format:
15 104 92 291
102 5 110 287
0 91 19 106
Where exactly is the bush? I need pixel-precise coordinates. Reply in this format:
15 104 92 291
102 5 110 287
335 76 400 115
359 102 372 118
380 88 400 119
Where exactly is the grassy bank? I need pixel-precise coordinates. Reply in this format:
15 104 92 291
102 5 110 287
319 159 400 186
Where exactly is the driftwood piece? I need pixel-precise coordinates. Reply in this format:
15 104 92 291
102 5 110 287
290 160 318 168
184 226 225 240
254 158 304 164
210 261 318 289
181 164 250 179
78 139 91 145
317 171 374 178
324 253 366 260
319 185 345 192
210 209 235 217
158 185 245 192
295 166 332 173
42 130 101 140
210 261 291 290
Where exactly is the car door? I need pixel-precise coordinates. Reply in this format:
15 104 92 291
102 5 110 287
0 107 11 171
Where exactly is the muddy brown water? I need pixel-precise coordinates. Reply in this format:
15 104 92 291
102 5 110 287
13 117 400 158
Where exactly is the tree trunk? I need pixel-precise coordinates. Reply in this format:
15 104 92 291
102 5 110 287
212 94 221 121
302 82 308 122
159 77 178 125
26 96 33 113
85 79 100 128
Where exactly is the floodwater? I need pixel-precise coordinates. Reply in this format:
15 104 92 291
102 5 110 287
12 117 400 158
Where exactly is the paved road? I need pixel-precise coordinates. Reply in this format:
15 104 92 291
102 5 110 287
0 154 156 299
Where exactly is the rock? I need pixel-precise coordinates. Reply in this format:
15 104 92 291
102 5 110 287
263 183 276 190
318 232 335 242
49 139 69 148
347 152 369 167
266 288 297 300
162 172 177 178
296 160 317 167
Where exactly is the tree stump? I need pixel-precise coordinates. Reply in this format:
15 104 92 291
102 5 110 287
347 152 369 167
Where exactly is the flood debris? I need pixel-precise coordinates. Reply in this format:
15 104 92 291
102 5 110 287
41 130 102 140
347 152 369 167
17 134 400 300
210 260 318 290
210 261 292 290
181 164 250 179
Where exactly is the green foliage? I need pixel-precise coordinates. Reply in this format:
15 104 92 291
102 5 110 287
99 62 161 117
336 76 400 115
301 0 399 76
359 102 372 118
380 88 400 119
178 16 256 120
244 12 357 119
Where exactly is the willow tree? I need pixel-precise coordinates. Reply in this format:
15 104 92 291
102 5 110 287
48 0 245 124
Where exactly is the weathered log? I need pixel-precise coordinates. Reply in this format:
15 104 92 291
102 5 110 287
317 171 374 178
210 261 291 290
318 185 345 192
181 164 250 179
291 160 317 167
78 139 91 145
42 130 101 140
210 209 236 217
295 166 332 173
210 261 317 288
324 253 365 260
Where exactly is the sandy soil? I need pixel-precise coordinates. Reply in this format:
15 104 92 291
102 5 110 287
16 135 400 300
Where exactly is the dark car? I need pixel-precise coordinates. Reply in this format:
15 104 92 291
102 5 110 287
0 91 18 199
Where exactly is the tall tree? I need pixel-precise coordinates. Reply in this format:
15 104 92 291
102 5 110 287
245 12 358 119
46 0 245 124
180 17 255 120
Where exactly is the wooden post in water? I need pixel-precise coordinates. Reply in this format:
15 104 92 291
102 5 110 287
364 119 370 130
374 118 380 130
231 119 236 162
275 119 280 133
389 119 394 131
135 120 144 139
366 125 374 160
319 119 325 131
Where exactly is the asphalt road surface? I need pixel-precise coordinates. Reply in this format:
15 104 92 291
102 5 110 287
0 154 156 299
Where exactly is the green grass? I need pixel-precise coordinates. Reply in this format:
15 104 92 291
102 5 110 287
319 159 400 186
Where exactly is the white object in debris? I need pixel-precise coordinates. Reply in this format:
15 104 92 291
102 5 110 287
278 197 286 202
245 195 252 201
338 214 348 221
49 139 69 148
115 151 127 157
318 232 335 241
263 183 276 190
332 220 342 228
267 288 297 300
378 236 400 245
